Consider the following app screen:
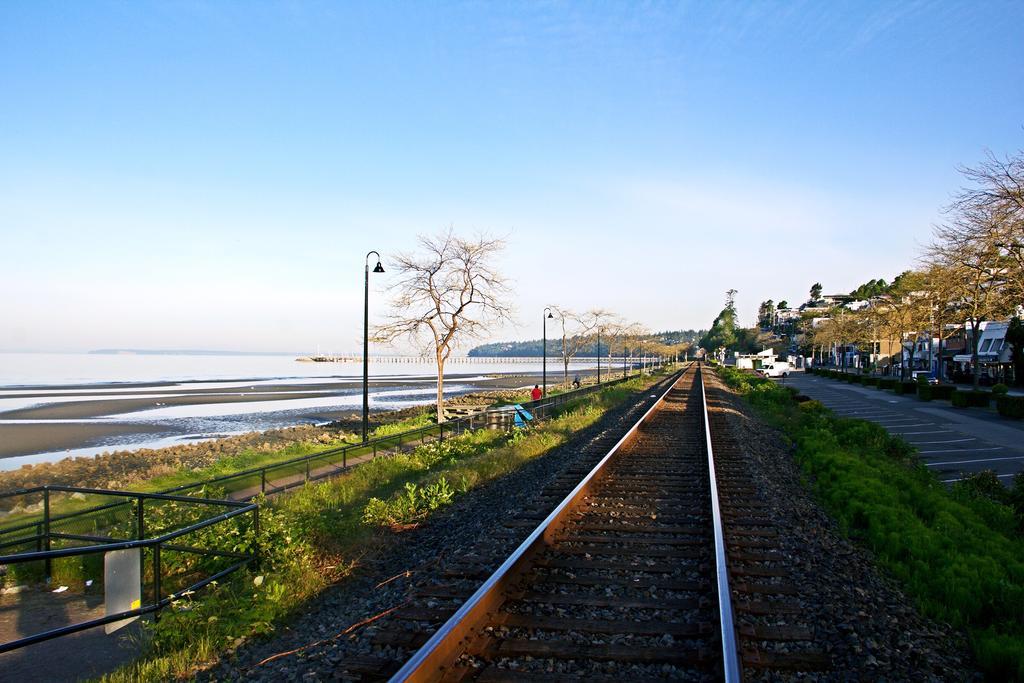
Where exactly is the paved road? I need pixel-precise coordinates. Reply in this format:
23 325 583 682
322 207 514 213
785 373 1024 485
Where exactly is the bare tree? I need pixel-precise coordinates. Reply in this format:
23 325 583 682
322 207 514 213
376 231 514 422
605 322 647 376
549 308 618 387
919 263 963 381
949 150 1024 307
926 206 1013 389
872 272 932 379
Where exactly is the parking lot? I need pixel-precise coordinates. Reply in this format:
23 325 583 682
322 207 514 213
785 373 1024 484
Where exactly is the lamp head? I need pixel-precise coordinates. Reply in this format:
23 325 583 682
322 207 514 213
547 312 553 319
373 261 385 273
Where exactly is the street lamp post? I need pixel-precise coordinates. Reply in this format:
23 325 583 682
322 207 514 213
596 328 601 384
362 250 385 443
543 308 553 397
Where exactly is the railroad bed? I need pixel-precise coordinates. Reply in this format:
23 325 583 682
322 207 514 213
342 364 830 681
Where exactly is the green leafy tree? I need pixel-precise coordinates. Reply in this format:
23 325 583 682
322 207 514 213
701 291 739 352
810 282 823 302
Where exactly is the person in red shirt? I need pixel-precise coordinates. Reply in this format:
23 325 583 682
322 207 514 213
531 384 542 401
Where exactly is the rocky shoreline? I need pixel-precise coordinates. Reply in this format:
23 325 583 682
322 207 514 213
0 390 527 504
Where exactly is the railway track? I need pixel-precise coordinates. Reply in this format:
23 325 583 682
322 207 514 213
343 364 830 681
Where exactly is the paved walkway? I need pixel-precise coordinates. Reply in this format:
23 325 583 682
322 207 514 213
786 373 1024 484
0 587 141 682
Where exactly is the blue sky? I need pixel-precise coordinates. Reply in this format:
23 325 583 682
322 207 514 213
2 1 1022 353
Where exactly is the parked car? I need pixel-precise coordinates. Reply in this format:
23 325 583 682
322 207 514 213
757 362 791 378
910 370 939 384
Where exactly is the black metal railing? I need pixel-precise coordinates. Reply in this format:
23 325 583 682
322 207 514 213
0 367 676 654
0 368 669 549
163 371 642 499
0 485 257 653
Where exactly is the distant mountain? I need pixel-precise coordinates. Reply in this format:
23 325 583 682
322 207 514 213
89 349 301 356
468 329 705 357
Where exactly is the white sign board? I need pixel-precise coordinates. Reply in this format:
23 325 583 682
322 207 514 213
104 548 141 634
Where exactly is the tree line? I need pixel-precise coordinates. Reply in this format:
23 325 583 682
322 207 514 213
468 329 704 357
808 149 1023 388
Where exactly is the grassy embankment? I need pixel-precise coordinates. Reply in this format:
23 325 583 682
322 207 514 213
715 365 1024 681
99 370 670 682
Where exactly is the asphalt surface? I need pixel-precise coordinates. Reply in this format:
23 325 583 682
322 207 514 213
785 373 1024 484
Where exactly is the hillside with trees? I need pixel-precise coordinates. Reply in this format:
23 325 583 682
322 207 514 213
468 329 704 357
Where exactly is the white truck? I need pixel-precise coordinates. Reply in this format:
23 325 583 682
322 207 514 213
757 362 792 378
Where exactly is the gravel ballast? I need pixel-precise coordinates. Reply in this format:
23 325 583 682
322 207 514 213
201 368 980 681
702 369 979 681
201 373 680 681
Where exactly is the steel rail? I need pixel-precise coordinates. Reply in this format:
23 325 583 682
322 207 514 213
388 365 690 682
700 365 742 682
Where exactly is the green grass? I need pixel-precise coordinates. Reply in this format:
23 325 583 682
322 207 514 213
715 366 1024 681
99 370 670 682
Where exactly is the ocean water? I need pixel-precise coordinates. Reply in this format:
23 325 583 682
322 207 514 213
0 353 601 387
0 353 619 468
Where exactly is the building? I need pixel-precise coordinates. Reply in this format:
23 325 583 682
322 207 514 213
735 349 776 370
952 321 1012 384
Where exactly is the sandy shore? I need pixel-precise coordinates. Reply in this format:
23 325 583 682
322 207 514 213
0 423 171 459
0 367 625 461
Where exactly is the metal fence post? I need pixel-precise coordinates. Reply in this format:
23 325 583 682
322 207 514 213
136 496 146 584
305 459 310 481
152 544 162 620
136 497 145 540
43 489 51 582
260 470 266 494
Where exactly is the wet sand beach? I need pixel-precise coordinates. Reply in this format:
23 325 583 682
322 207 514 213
0 422 171 459
0 371 571 460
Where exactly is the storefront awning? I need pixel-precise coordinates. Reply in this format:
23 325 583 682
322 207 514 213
953 354 1001 363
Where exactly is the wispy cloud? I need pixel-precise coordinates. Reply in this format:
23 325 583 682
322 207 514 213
848 0 932 51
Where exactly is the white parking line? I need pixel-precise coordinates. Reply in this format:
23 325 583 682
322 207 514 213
874 418 924 424
835 411 894 416
943 473 1017 483
919 447 1003 455
886 423 935 429
899 430 954 435
927 455 1024 467
906 438 977 445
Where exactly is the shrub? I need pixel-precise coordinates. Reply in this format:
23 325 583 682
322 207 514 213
997 395 1024 419
362 478 456 527
862 376 878 386
952 390 991 408
893 381 918 395
713 364 1024 680
918 384 955 401
993 383 1010 396
877 378 897 391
